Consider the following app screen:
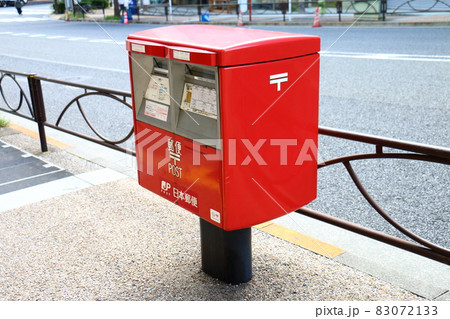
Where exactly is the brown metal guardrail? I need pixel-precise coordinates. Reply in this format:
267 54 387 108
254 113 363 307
0 69 134 155
1 69 448 265
299 127 450 265
139 0 449 23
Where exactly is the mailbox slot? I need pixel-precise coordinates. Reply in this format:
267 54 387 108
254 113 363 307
131 51 220 147
174 62 220 144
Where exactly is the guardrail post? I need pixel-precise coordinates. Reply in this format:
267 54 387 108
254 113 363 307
381 0 387 21
280 2 288 22
27 75 48 152
197 4 202 22
337 0 342 22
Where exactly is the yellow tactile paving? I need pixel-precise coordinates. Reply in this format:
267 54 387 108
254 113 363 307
9 123 73 150
254 221 345 258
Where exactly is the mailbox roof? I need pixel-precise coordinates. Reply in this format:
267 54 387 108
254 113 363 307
127 25 320 67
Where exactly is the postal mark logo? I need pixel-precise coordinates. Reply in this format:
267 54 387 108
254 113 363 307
269 72 288 91
168 138 183 178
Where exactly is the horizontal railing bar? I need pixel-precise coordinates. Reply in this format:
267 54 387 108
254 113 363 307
33 76 132 98
0 108 34 121
319 126 450 160
318 152 450 168
0 70 131 99
0 70 31 78
296 207 450 265
44 122 135 156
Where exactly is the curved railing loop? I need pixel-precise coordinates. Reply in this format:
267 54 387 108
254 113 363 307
0 72 34 117
311 126 450 264
348 0 374 14
342 160 449 256
392 0 450 13
318 151 450 255
55 91 134 145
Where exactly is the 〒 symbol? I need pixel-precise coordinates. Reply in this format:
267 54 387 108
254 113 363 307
269 72 288 91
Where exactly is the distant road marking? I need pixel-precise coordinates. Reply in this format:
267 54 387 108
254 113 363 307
0 17 50 23
66 37 89 41
321 51 450 63
0 53 128 73
0 10 51 16
46 36 66 39
0 31 125 45
89 39 116 43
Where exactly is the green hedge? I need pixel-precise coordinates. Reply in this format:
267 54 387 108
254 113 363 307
54 1 65 14
91 0 109 8
80 0 109 9
53 0 109 15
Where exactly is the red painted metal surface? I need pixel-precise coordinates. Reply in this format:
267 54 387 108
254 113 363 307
128 26 320 230
127 25 320 66
219 53 320 229
134 121 223 225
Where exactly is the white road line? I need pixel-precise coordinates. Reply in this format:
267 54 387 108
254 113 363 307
0 18 50 22
46 35 66 39
66 37 89 41
0 31 125 45
89 39 114 43
0 169 65 188
321 51 450 63
0 10 51 15
0 53 128 73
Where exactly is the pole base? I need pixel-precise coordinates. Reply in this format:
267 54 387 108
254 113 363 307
200 219 252 285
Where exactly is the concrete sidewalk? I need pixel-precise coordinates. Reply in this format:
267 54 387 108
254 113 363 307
0 110 448 301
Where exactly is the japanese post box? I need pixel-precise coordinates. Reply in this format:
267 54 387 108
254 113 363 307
127 25 320 231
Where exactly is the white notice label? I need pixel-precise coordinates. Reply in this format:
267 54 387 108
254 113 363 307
210 209 221 224
144 75 170 105
173 50 190 61
144 100 169 122
181 83 217 119
131 43 145 53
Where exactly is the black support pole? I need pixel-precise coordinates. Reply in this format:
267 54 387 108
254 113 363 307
200 218 252 285
27 75 48 153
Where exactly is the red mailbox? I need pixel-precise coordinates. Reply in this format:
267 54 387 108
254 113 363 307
127 25 320 231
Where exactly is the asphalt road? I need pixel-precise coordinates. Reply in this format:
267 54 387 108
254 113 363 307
0 4 449 249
